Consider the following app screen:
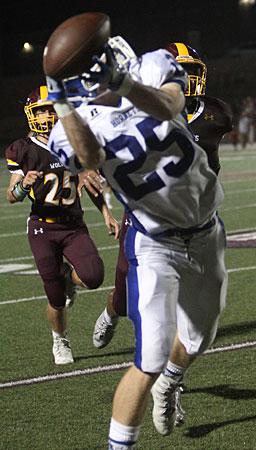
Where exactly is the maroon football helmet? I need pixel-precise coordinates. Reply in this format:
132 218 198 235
165 42 207 96
24 85 58 133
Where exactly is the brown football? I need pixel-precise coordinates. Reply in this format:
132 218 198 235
43 12 111 80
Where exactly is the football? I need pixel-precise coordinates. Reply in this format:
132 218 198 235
43 12 111 80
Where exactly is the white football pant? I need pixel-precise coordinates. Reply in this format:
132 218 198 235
125 218 227 373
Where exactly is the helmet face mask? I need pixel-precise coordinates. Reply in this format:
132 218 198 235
164 43 207 96
24 86 58 133
63 36 137 105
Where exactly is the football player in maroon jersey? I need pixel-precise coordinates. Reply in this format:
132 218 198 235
87 42 232 433
165 42 233 175
5 86 119 365
150 41 233 434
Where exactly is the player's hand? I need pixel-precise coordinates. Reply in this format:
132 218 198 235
22 171 43 189
77 169 105 198
88 44 127 91
103 210 120 240
46 76 65 102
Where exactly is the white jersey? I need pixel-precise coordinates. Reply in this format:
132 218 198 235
49 49 224 238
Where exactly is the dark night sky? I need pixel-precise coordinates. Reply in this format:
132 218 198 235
1 0 256 77
0 0 256 145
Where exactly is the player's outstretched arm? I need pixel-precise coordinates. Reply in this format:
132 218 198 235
89 45 185 121
46 76 106 170
125 81 185 121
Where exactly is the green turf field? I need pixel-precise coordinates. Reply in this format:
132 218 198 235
0 146 256 450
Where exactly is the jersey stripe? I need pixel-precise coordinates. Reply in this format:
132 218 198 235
6 159 19 166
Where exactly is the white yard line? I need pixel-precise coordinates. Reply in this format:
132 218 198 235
0 244 118 264
224 188 256 195
0 340 255 390
0 222 116 237
0 265 255 306
219 203 256 211
221 178 256 184
0 205 122 219
0 285 115 305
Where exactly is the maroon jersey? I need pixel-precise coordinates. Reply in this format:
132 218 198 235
5 136 83 220
187 96 233 174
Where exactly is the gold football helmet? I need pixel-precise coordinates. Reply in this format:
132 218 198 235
24 85 58 133
165 42 207 96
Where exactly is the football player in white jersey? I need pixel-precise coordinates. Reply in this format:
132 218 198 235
46 35 227 449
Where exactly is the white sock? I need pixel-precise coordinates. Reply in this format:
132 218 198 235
163 361 186 383
104 308 118 324
52 330 67 339
108 418 140 449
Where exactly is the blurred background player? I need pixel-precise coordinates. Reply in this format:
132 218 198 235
90 41 233 432
6 86 119 365
237 96 256 151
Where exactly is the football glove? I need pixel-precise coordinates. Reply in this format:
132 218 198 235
88 44 133 96
46 76 66 102
46 76 75 119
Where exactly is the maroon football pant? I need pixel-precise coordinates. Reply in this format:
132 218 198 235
27 217 104 309
112 214 131 317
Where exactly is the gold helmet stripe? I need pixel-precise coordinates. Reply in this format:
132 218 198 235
175 43 190 57
40 85 48 101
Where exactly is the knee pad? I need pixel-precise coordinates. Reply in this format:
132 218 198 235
76 254 104 289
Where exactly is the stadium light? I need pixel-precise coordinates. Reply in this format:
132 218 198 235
239 0 255 5
22 42 34 53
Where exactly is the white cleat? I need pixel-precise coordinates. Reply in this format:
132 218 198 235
93 311 119 349
63 262 77 308
151 375 185 435
151 380 177 435
52 336 74 365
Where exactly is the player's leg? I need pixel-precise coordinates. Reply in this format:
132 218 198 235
62 220 104 291
27 218 74 364
93 214 131 348
151 330 193 434
152 219 227 435
109 365 158 449
109 228 178 448
62 261 77 308
46 302 67 333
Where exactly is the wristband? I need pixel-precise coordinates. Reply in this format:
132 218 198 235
11 179 30 202
53 99 75 119
115 75 134 97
